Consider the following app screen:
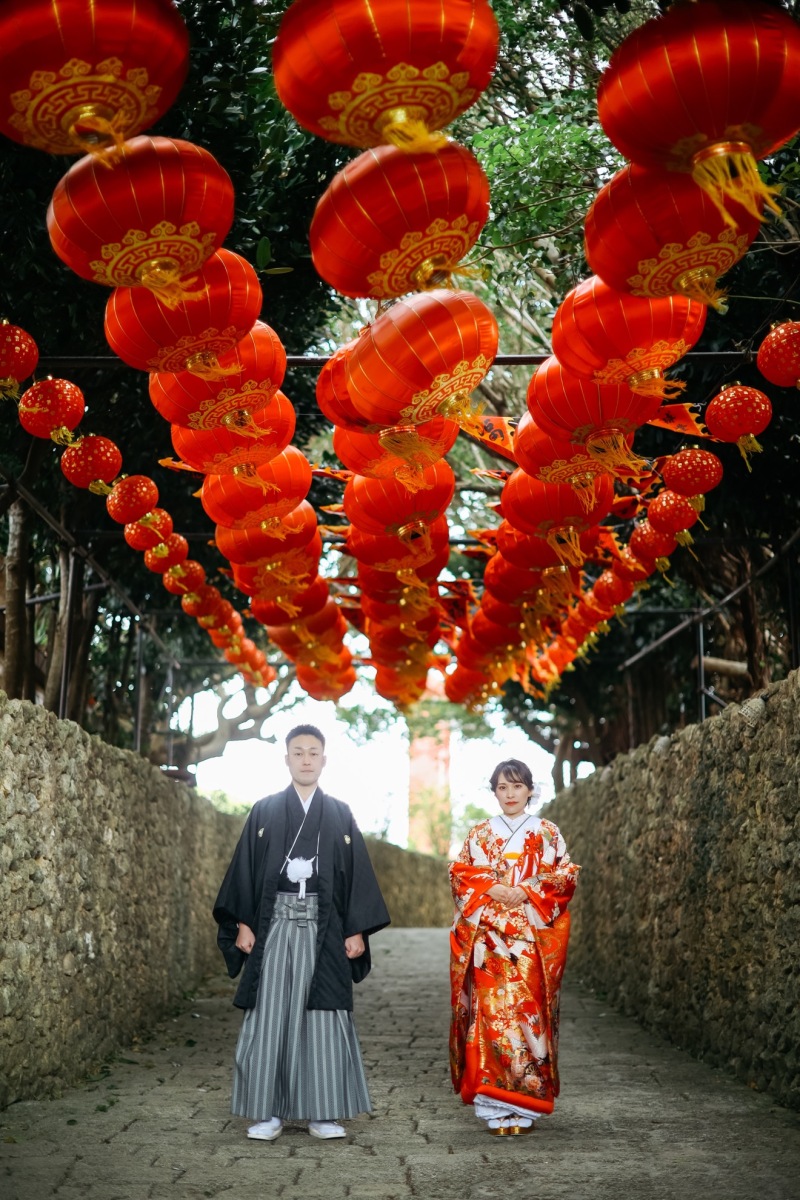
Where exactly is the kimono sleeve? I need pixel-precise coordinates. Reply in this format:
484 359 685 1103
342 814 391 940
520 821 580 925
449 825 497 918
212 805 262 978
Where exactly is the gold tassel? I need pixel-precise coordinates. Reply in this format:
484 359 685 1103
545 524 586 568
585 430 649 474
88 479 115 496
221 410 275 440
185 350 240 379
626 368 686 399
674 267 729 314
68 110 130 165
0 377 20 399
691 142 781 228
376 111 447 154
137 259 208 310
736 433 763 471
568 472 599 513
688 495 705 513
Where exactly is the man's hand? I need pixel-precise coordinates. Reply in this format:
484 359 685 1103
236 922 256 953
487 884 528 910
345 933 365 959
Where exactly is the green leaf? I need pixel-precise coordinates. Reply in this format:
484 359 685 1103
255 236 272 269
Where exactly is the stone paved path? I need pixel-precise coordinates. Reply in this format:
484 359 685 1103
2 928 800 1200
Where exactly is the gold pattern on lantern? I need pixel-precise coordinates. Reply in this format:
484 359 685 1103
627 230 749 311
320 63 472 148
90 222 216 291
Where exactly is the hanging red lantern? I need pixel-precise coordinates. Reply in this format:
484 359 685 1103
149 321 287 429
232 533 324 599
374 666 428 708
756 321 800 390
315 340 374 432
200 446 313 528
613 546 656 584
0 0 189 156
48 137 234 304
343 460 455 538
346 289 498 426
494 522 561 571
310 139 489 298
106 474 158 524
482 554 544 607
704 383 772 468
444 665 497 706
501 468 614 567
295 663 357 702
215 501 318 563
162 559 206 596
60 434 122 490
17 377 85 439
345 517 450 573
596 0 800 225
180 583 222 619
584 163 761 312
125 508 173 551
661 448 723 506
333 416 458 491
0 322 38 397
143 532 189 574
629 520 677 573
104 249 262 374
527 355 659 473
250 576 331 626
647 490 700 547
273 0 499 151
513 412 614 512
592 570 634 610
170 393 296 475
551 277 706 399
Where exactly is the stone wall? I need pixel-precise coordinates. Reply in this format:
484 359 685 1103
0 694 451 1108
546 671 800 1110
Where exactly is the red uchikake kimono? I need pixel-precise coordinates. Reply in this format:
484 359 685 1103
449 816 580 1118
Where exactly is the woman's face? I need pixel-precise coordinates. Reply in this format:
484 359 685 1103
494 772 533 817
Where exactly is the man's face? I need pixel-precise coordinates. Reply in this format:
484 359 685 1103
285 735 326 791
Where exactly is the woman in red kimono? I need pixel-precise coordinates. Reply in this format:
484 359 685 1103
449 758 580 1135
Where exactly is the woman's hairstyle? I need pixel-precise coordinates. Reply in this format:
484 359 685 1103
489 758 534 793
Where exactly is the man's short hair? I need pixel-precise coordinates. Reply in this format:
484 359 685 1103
285 724 326 749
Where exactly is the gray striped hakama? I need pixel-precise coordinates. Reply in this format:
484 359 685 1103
231 892 372 1122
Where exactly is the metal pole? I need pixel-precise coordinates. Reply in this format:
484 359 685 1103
165 663 175 769
696 620 707 723
133 621 145 754
58 549 77 720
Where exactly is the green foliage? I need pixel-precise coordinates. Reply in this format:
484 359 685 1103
202 789 251 816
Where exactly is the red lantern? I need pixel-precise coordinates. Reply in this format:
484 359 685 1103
170 393 296 474
661 448 723 503
0 322 38 397
250 576 331 625
527 356 659 473
17 377 84 439
374 666 428 708
144 532 189 574
200 446 313 528
756 321 800 390
345 517 450 572
592 570 634 609
106 474 158 524
333 417 458 491
149 322 287 428
613 545 656 583
124 507 173 551
346 289 498 426
273 0 499 150
483 554 544 607
104 249 262 373
180 583 222 618
494 522 561 571
231 533 324 599
295 664 357 702
163 559 206 595
596 0 800 224
704 384 772 467
647 491 699 547
551 277 706 399
310 140 489 298
315 340 374 432
215 501 318 563
513 412 612 511
585 163 761 311
501 468 614 567
0 0 189 155
343 460 455 537
629 520 677 572
48 137 234 303
445 665 496 706
60 435 122 490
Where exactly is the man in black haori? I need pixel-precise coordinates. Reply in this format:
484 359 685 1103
213 724 390 1142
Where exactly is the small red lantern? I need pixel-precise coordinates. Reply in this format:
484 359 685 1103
250 577 331 625
104 249 262 374
106 474 159 524
704 384 772 468
551 276 706 399
0 0 189 156
585 163 761 311
629 520 677 573
144 532 189 573
180 583 222 619
200 446 313 528
0 322 38 397
494 522 561 571
343 460 455 538
501 468 614 567
310 140 489 298
333 417 458 491
163 559 206 595
295 664 357 702
315 340 373 432
592 570 634 609
124 507 173 551
149 321 287 429
756 321 800 390
613 545 656 583
647 490 700 547
596 0 800 225
48 137 234 303
346 289 498 426
17 377 85 439
60 434 122 490
273 0 499 150
661 448 723 504
482 554 544 607
215 501 319 563
513 412 612 511
171 393 296 475
345 517 450 572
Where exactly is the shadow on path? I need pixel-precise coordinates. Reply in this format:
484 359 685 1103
2 928 799 1200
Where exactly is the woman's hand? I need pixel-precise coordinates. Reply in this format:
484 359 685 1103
235 922 256 953
345 933 365 959
487 884 528 909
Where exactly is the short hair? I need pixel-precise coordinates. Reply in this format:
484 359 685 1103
489 758 534 792
285 724 326 749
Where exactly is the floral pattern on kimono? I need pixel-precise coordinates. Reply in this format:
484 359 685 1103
449 816 580 1115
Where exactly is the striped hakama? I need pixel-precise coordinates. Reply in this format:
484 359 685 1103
231 892 372 1122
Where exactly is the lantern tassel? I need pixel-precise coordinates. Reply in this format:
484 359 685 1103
0 377 20 400
438 390 483 423
568 473 599 513
736 434 763 471
377 113 448 154
626 368 686 399
585 430 648 474
69 112 130 165
185 351 241 380
137 262 209 310
691 143 781 228
220 411 275 440
674 267 729 314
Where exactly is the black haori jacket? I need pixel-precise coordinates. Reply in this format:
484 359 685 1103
212 788 391 1011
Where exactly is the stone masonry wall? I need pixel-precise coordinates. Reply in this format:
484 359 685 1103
546 671 800 1110
0 693 451 1108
